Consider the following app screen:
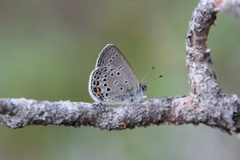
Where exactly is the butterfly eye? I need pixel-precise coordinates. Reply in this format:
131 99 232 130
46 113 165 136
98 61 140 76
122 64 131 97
124 80 128 84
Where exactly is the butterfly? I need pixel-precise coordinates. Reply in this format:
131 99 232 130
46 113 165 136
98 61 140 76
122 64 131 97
88 44 146 105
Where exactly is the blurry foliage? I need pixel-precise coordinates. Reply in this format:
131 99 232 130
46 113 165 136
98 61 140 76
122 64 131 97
0 1 239 160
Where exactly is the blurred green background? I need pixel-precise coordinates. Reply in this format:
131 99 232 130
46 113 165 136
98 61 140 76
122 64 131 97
0 1 240 160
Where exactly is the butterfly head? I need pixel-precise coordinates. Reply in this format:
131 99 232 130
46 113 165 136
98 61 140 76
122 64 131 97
140 83 147 92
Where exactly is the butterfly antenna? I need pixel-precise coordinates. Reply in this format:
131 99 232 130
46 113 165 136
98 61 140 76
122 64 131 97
144 74 164 84
140 66 155 83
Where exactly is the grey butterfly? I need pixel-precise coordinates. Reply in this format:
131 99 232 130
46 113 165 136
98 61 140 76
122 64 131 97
88 44 146 105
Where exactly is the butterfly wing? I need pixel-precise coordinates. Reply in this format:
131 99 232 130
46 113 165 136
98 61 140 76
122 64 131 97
88 44 143 104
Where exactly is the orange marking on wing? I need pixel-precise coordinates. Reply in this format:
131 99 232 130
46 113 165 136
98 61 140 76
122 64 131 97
95 87 101 94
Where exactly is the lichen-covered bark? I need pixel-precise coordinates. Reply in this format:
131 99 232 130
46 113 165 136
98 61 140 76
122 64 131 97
0 95 239 133
185 0 240 133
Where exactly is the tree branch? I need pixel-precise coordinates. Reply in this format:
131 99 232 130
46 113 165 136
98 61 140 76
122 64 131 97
0 96 238 133
0 0 240 133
